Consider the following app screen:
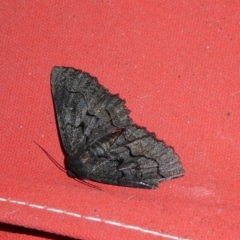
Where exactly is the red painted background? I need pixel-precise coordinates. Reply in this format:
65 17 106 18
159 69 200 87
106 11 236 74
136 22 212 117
1 1 240 239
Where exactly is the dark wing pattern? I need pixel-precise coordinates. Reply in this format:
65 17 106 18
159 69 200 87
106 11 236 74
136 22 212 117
51 66 185 189
51 66 131 155
88 125 185 188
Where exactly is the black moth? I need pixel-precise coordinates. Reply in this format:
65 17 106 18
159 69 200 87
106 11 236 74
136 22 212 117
51 66 185 189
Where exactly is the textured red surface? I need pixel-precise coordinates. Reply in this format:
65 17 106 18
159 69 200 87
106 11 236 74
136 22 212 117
1 1 240 239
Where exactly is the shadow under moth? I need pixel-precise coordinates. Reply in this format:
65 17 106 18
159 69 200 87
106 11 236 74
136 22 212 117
51 66 185 189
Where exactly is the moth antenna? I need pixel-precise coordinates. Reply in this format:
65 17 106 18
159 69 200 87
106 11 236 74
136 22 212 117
34 141 101 190
34 141 66 173
75 178 102 190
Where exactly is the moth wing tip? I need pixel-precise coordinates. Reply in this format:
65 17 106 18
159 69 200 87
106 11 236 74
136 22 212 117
51 66 64 85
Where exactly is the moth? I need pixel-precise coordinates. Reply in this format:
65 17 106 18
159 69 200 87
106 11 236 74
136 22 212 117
51 66 185 189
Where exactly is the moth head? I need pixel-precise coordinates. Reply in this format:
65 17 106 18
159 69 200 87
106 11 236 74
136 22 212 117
80 152 90 163
67 151 92 179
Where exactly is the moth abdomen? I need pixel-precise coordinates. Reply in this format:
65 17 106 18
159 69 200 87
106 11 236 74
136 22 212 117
89 130 122 157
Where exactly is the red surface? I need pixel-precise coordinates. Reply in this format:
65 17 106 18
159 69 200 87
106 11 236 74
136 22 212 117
1 1 240 239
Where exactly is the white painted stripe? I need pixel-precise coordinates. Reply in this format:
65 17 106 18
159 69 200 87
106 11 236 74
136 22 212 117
65 211 81 218
46 207 64 213
9 200 27 205
0 197 189 240
29 204 45 209
84 216 102 222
